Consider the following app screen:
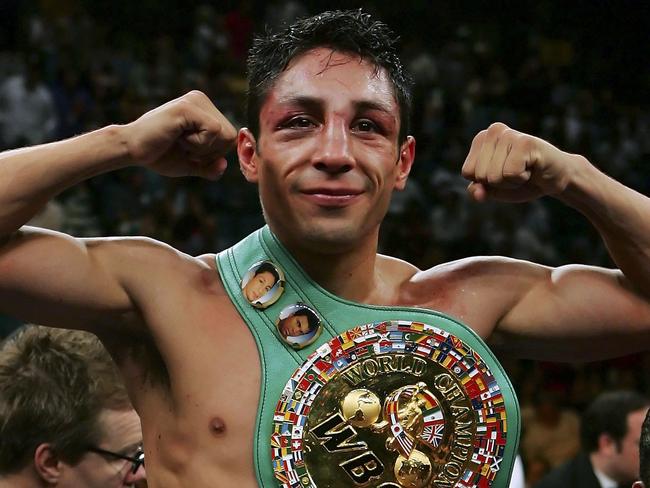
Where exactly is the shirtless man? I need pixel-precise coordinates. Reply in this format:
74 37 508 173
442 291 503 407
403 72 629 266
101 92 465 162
1 10 649 488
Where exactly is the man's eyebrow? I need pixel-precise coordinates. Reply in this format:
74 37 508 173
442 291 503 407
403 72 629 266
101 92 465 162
275 95 323 111
275 96 394 116
116 441 142 455
353 99 394 115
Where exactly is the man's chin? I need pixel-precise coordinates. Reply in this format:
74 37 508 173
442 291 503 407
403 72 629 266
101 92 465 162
265 208 379 253
296 221 371 253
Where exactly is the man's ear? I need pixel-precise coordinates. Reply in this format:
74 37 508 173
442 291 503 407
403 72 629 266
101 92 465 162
238 128 260 183
632 482 645 488
34 443 62 483
597 432 618 455
394 136 416 191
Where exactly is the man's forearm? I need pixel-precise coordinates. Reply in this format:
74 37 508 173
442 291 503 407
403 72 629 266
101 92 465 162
0 125 131 235
560 157 650 297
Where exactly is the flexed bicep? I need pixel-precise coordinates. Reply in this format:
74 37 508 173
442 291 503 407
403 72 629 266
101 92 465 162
0 226 148 331
495 264 650 361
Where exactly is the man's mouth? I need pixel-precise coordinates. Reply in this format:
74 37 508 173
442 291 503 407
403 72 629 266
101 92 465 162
300 187 363 207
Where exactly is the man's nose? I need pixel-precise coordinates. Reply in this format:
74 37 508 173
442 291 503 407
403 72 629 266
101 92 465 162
124 464 146 486
312 120 354 174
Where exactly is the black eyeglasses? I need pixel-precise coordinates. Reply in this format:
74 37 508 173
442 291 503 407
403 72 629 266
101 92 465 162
87 445 145 474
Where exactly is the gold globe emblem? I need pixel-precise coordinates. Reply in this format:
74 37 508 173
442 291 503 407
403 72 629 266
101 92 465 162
394 449 433 488
340 389 382 428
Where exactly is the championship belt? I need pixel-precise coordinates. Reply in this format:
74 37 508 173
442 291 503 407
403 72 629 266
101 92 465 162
217 227 520 488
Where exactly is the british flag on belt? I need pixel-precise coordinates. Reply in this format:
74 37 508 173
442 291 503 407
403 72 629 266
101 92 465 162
419 423 445 448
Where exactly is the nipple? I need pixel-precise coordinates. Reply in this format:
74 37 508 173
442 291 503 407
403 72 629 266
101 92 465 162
210 417 226 436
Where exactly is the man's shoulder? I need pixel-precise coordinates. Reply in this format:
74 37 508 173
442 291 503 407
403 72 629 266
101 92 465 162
409 255 546 285
380 254 513 283
393 255 550 332
78 234 219 294
196 252 218 268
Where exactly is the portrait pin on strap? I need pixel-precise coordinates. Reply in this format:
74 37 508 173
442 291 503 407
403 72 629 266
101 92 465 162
275 303 322 350
241 260 285 309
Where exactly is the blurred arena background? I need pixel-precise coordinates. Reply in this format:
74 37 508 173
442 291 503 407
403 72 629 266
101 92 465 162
1 1 649 484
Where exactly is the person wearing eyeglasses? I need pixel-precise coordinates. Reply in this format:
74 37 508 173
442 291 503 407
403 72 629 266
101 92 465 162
0 326 146 488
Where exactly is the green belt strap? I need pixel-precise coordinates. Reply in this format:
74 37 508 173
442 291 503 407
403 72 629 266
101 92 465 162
217 226 520 487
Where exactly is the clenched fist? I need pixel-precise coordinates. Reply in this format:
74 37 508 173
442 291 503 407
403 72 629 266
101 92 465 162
461 122 586 202
124 91 237 180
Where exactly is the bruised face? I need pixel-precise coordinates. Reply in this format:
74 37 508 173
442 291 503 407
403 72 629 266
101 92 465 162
244 270 277 302
239 48 415 253
279 313 312 337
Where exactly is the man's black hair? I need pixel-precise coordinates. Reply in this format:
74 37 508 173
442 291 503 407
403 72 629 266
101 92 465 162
246 9 413 144
254 261 281 284
580 390 649 453
302 309 319 333
284 308 319 334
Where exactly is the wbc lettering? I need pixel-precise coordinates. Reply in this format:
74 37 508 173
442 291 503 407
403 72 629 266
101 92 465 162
310 412 385 484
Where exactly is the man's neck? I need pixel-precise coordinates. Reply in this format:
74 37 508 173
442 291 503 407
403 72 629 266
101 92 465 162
590 452 621 486
277 229 385 304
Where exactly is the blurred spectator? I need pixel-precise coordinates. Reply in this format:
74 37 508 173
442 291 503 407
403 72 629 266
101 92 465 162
0 326 146 487
264 0 308 31
27 200 65 231
0 55 56 149
534 390 649 488
521 390 581 472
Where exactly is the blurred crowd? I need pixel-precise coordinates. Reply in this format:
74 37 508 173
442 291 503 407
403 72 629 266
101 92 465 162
1 1 649 485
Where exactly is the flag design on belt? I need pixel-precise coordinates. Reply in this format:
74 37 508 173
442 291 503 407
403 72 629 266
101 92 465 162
271 320 510 488
417 388 445 448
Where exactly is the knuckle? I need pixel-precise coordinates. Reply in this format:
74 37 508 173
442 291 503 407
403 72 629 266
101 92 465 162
461 165 473 178
474 129 487 143
520 135 537 152
474 171 488 183
185 89 207 101
502 167 526 179
173 98 193 114
225 123 238 140
501 128 519 141
487 172 502 185
487 122 508 136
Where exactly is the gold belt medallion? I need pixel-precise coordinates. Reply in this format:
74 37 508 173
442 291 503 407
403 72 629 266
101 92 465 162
271 321 507 488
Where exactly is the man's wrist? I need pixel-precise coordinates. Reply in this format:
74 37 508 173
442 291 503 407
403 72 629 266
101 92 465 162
103 124 133 169
555 154 602 209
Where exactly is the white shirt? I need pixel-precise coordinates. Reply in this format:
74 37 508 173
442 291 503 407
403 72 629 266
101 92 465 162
593 466 618 488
